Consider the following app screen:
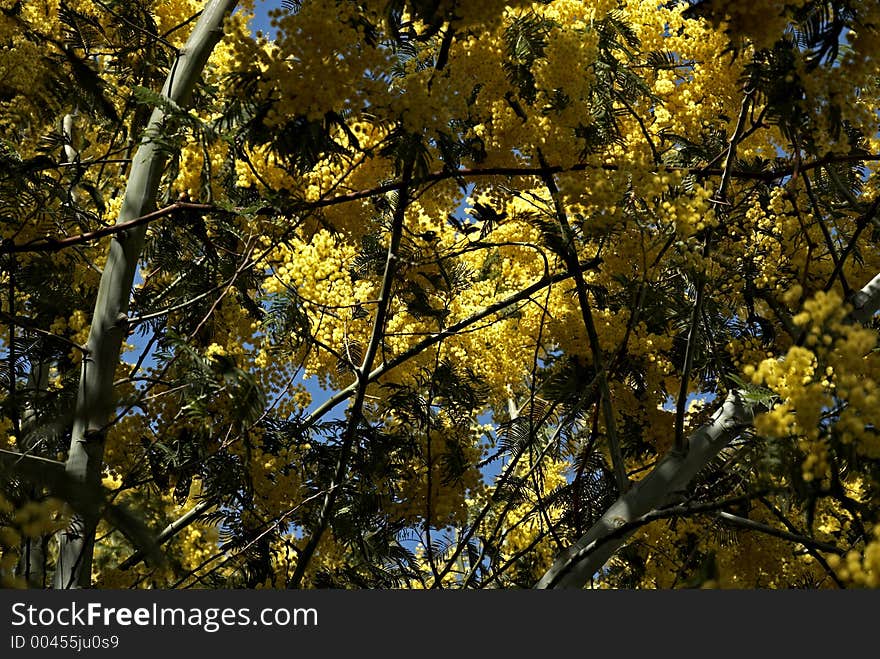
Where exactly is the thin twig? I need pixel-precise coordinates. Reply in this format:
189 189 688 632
537 149 628 492
675 90 752 452
118 498 216 570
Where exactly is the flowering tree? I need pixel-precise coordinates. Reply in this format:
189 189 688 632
1 0 880 589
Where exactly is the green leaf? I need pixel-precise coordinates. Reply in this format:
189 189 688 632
726 374 778 409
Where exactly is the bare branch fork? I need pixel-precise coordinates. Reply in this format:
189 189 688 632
535 269 880 589
287 153 416 589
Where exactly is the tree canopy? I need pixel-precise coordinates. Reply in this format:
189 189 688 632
1 0 880 589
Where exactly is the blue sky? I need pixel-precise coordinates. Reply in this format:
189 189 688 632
247 0 281 36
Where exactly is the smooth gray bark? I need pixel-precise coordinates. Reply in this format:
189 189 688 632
53 0 238 589
535 391 754 588
15 360 51 587
535 270 880 589
851 271 880 324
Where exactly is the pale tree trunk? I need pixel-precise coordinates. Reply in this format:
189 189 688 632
14 110 78 588
53 0 238 589
16 113 81 587
16 358 51 587
62 111 80 203
536 271 880 589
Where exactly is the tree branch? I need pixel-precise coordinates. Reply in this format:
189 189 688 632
0 202 215 255
0 448 66 473
118 498 216 570
300 153 880 212
536 149 628 492
288 153 416 588
535 268 880 588
715 511 844 556
301 255 602 430
823 196 880 294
